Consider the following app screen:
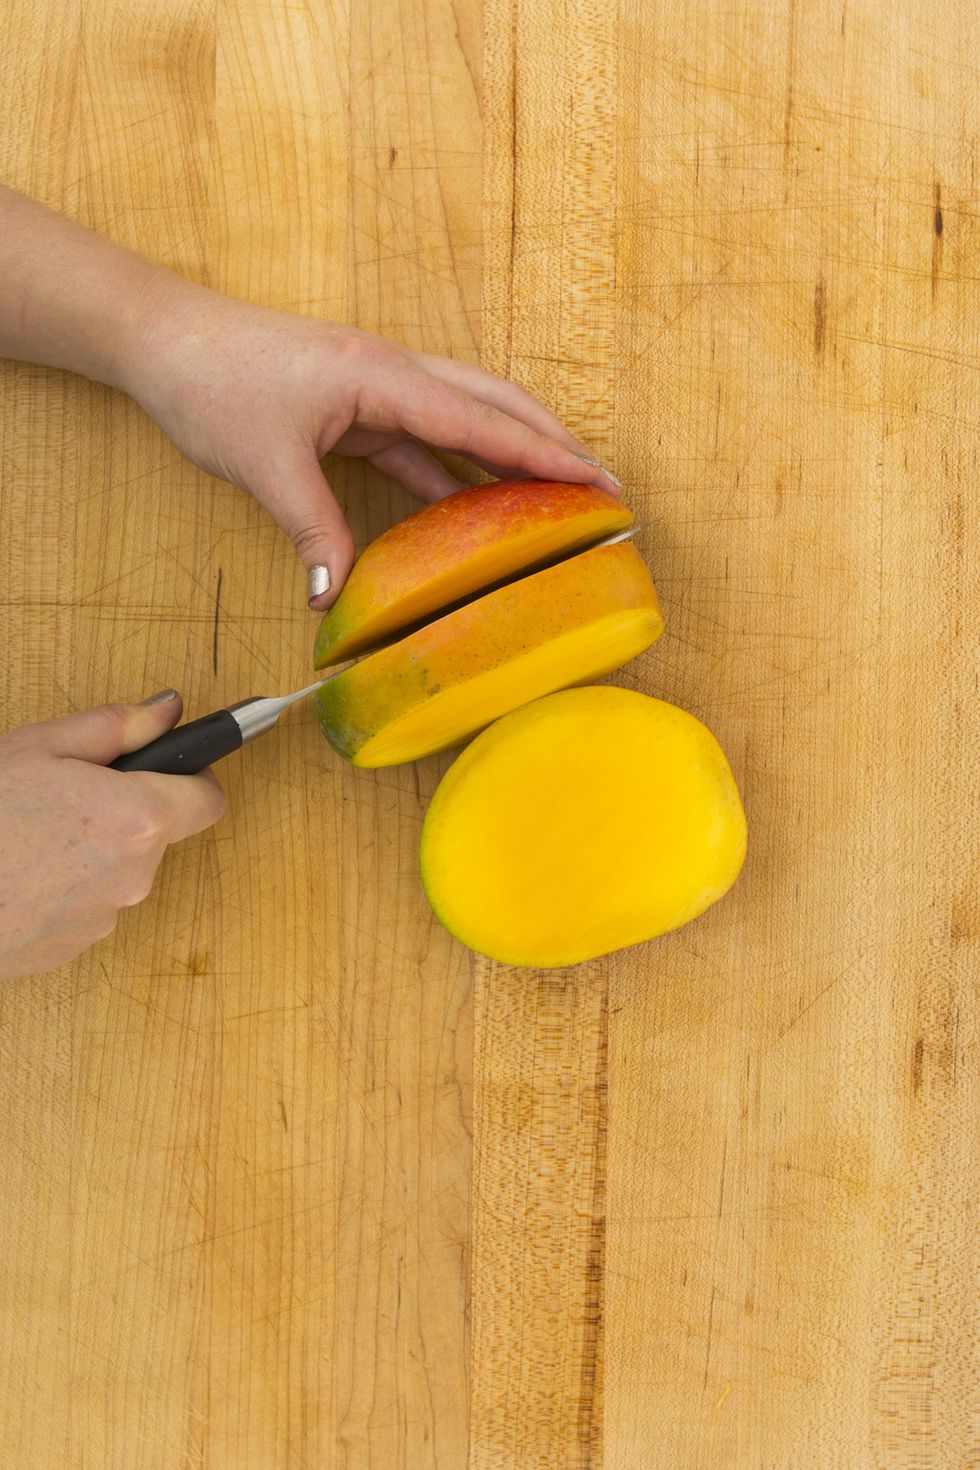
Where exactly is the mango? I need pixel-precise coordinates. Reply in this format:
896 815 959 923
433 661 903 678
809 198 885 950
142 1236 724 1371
313 541 663 767
313 479 632 666
419 687 747 968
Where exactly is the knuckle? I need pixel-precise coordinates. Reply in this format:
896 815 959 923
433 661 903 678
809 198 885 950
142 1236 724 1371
290 520 355 567
332 327 393 384
289 522 325 559
94 702 131 735
207 781 228 823
122 794 169 851
341 325 394 364
117 872 155 908
191 773 227 829
458 397 506 449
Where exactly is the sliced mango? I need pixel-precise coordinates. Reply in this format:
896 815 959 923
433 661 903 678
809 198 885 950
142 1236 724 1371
313 541 663 767
419 687 748 968
313 479 632 666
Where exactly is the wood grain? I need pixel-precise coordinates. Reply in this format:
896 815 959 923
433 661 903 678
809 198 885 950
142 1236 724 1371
600 1 980 1467
0 0 977 1466
469 966 607 1469
0 2 479 1467
470 4 617 1465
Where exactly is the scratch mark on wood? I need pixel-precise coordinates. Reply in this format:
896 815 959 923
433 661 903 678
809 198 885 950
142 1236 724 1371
783 0 798 164
212 567 223 677
717 1136 728 1217
814 274 827 354
932 180 944 303
772 970 846 1046
703 1284 718 1387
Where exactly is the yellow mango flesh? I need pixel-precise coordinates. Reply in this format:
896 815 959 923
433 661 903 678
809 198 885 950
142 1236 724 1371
419 687 747 968
313 479 632 666
313 541 663 767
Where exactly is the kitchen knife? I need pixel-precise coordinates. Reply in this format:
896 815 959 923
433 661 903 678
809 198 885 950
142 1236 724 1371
109 678 339 775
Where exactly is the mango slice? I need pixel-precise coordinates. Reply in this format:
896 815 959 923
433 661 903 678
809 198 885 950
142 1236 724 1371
419 687 748 968
313 541 663 767
313 479 632 666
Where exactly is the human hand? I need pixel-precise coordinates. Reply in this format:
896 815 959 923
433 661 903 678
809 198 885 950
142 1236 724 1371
120 282 623 609
0 695 225 981
0 188 620 609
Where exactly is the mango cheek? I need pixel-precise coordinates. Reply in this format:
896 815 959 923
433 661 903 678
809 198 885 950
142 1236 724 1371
419 687 747 969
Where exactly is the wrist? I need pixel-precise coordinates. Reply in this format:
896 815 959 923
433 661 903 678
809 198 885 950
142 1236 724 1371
0 187 199 391
103 266 212 398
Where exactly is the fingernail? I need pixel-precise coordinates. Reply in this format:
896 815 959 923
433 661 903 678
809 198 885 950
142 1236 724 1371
308 565 330 606
141 688 178 705
573 450 622 488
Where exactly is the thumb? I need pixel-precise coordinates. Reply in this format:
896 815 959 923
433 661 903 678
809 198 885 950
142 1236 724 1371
248 451 356 611
29 691 185 765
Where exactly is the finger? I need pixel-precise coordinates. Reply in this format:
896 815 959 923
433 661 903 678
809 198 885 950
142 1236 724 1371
133 767 227 845
245 448 356 610
458 454 534 482
410 354 622 492
26 694 185 764
368 441 464 502
414 354 580 443
394 374 622 495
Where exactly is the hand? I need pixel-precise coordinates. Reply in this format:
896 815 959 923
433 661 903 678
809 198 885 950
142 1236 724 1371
0 188 621 610
0 696 225 981
121 282 623 609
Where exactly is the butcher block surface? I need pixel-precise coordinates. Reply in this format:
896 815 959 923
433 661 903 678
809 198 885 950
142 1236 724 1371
0 0 977 1465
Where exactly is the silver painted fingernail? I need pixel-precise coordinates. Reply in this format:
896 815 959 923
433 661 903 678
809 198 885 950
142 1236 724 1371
573 451 622 488
141 688 178 705
307 565 330 603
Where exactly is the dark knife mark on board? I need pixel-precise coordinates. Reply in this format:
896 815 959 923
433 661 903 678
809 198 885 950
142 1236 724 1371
814 274 827 355
932 180 944 303
213 567 223 677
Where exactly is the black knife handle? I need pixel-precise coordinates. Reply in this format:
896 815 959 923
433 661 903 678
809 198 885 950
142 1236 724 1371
109 709 243 775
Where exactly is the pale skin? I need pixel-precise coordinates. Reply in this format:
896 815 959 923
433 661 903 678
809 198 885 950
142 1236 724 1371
0 184 621 980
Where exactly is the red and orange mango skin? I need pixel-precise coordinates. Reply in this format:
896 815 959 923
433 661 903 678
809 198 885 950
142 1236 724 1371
313 479 633 667
313 540 663 767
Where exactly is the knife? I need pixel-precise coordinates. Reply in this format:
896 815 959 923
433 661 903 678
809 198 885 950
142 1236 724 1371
109 523 644 776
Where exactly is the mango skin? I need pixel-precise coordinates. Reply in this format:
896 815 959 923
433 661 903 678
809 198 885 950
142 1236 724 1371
313 479 632 666
419 687 747 969
313 540 663 767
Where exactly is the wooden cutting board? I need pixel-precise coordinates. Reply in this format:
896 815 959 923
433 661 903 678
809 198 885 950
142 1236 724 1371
0 1 976 1466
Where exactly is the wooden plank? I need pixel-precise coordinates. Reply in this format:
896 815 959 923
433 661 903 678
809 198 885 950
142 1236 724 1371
478 0 978 1463
470 965 607 1469
0 1 479 1465
470 2 617 1464
604 1 980 1466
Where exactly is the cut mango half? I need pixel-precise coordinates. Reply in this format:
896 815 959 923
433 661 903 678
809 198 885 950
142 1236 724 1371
313 479 633 666
420 687 748 968
313 540 663 767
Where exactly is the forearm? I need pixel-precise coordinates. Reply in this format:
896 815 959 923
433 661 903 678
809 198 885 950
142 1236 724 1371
0 184 187 389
